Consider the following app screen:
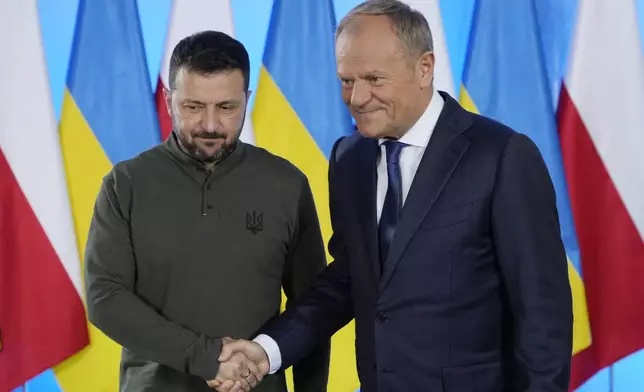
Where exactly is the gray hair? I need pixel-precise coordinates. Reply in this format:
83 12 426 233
336 0 434 58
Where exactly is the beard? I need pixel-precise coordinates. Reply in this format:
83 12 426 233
176 130 237 164
171 106 246 165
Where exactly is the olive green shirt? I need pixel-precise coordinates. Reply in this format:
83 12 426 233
85 134 329 392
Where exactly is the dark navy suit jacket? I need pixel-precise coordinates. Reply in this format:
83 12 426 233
260 92 573 391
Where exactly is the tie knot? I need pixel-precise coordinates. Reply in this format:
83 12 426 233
384 140 407 166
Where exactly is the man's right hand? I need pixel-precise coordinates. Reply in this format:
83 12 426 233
207 337 270 392
219 338 270 376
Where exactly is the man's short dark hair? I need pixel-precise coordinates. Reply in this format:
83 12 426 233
168 30 250 91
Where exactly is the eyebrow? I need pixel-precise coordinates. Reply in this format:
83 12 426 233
182 99 205 105
181 99 241 106
362 70 386 76
216 100 241 106
337 70 385 79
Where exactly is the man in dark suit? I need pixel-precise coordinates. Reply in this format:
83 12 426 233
214 1 573 391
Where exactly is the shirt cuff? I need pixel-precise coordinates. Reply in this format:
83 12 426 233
253 334 282 374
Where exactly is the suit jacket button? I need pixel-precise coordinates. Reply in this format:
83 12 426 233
375 312 387 323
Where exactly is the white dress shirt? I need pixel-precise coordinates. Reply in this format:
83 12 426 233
254 88 445 374
376 88 444 221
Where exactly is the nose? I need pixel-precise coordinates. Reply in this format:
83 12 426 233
202 105 219 132
350 80 372 108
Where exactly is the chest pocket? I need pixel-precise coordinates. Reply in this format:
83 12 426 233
420 201 472 231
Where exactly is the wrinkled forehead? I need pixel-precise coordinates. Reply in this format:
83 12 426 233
337 39 410 76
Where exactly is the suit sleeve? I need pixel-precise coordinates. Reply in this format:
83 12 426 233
260 137 355 370
281 175 330 392
85 170 222 381
491 133 573 391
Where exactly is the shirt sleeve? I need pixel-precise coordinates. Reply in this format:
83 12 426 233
84 169 222 381
256 137 354 372
491 133 573 391
279 175 330 392
253 334 282 374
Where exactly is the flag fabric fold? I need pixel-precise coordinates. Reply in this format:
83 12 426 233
558 1 644 389
0 1 88 390
53 1 161 390
459 0 592 374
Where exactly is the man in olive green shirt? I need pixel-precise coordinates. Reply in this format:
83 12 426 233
85 30 329 392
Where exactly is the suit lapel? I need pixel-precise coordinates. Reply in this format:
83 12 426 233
380 94 472 292
353 137 381 286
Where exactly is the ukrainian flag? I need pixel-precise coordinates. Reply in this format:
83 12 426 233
252 0 356 390
53 1 160 390
460 0 591 357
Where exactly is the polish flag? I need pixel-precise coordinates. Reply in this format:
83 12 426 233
155 0 255 144
557 0 644 389
0 1 89 390
406 0 455 96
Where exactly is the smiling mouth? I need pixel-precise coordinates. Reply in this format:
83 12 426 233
355 110 380 116
354 107 383 114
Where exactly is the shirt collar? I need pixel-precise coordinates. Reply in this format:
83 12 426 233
379 87 444 147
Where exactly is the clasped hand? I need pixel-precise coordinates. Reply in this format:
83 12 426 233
206 337 270 392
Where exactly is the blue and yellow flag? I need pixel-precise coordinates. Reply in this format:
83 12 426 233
460 0 591 357
252 0 356 390
52 1 160 390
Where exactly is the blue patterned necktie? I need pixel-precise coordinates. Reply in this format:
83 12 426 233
378 140 407 271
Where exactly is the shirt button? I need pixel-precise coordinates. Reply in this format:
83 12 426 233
375 312 387 323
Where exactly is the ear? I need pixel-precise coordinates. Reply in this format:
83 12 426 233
418 51 435 89
163 88 172 115
246 90 253 102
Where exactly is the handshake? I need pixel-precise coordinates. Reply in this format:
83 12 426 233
206 337 270 392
